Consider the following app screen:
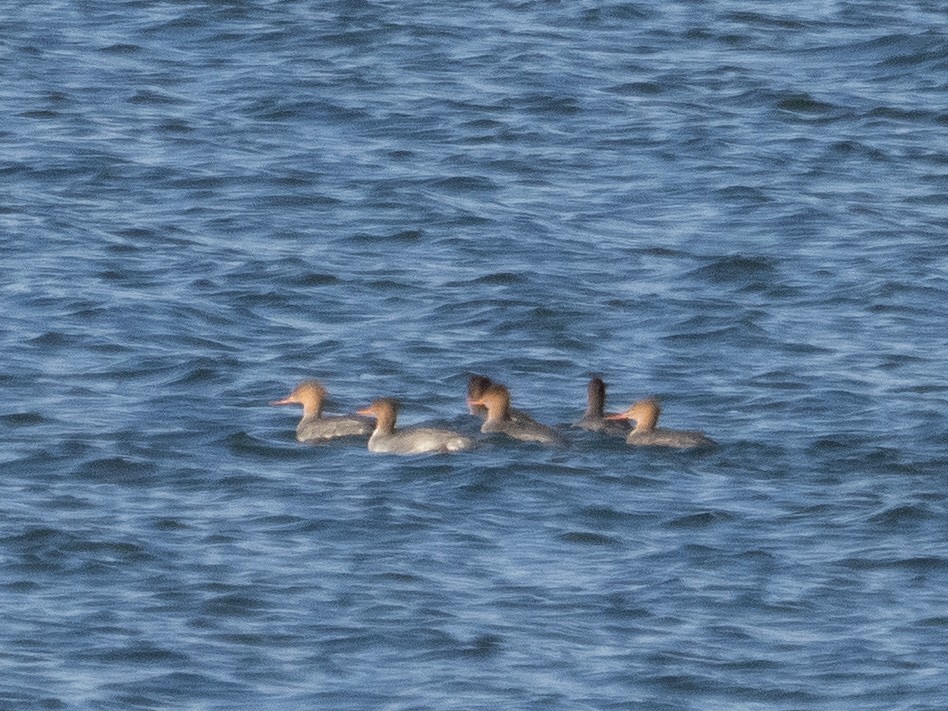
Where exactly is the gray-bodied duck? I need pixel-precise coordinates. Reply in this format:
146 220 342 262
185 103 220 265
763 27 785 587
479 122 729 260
605 397 715 448
358 398 474 454
272 380 372 442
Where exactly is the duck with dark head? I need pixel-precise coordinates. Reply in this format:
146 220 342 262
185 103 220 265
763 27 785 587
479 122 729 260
573 377 631 437
467 374 536 426
467 382 566 445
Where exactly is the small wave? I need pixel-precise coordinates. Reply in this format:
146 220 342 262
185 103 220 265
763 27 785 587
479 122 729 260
0 411 46 427
687 255 778 285
349 229 424 244
716 185 772 203
776 93 839 114
102 670 252 700
292 272 342 287
605 81 664 96
84 643 190 666
725 11 807 30
868 504 934 526
222 431 304 460
73 456 156 483
558 531 622 546
100 43 141 54
429 176 498 192
200 593 268 618
469 272 526 286
665 511 734 529
840 556 948 572
128 90 182 106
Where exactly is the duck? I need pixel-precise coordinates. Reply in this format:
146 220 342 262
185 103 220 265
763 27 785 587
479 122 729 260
466 383 566 445
357 398 474 454
271 380 372 442
467 374 539 426
605 398 715 448
573 377 631 436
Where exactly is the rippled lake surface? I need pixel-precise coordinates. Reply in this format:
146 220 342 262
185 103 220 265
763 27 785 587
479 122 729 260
3 1 948 708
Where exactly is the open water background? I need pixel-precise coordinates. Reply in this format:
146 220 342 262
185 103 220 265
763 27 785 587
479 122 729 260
2 1 948 708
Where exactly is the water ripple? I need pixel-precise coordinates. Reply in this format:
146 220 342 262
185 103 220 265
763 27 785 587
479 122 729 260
2 0 947 709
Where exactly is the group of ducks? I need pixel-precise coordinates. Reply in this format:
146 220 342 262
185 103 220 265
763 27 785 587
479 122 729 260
271 375 715 454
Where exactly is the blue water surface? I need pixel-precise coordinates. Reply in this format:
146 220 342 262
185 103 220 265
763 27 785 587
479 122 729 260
2 1 947 709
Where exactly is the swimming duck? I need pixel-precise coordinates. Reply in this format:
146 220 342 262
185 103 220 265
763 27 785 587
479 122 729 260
271 380 372 442
573 377 631 436
605 397 715 448
467 383 565 445
357 398 474 454
467 374 540 426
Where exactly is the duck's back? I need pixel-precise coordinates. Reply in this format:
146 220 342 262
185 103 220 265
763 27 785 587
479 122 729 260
482 419 564 445
297 416 372 442
369 427 473 454
508 408 541 427
626 428 715 449
573 415 630 437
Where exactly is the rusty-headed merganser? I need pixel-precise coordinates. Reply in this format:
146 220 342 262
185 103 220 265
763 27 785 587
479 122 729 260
573 377 631 436
605 397 715 448
467 383 566 445
467 374 539 426
271 380 372 442
357 398 474 454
